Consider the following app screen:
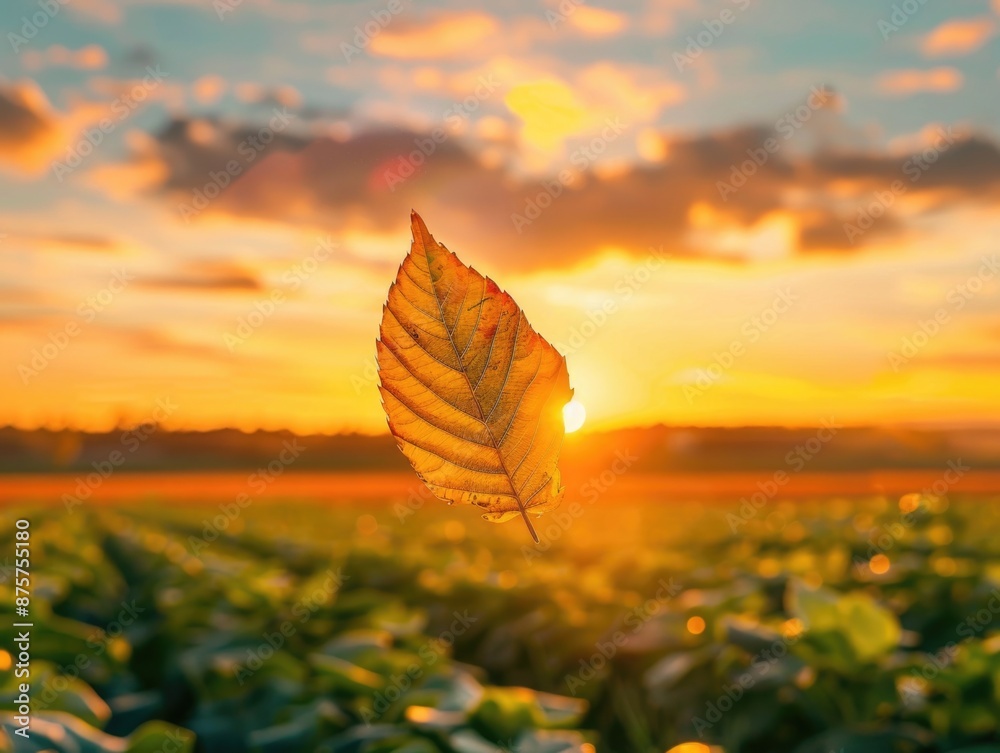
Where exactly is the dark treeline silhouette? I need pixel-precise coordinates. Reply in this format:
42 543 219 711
1 424 997 474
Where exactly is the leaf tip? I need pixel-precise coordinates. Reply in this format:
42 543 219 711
410 210 433 246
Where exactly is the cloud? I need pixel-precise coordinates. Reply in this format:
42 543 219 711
639 0 694 33
575 62 685 125
876 68 964 96
93 104 1000 271
921 17 995 57
68 0 122 24
87 152 170 199
118 326 238 361
0 77 180 177
499 63 684 155
85 73 185 109
504 80 590 150
369 11 501 59
137 262 263 293
22 45 108 71
922 353 1000 370
233 82 302 108
192 75 227 104
0 83 64 173
5 232 124 253
563 6 628 38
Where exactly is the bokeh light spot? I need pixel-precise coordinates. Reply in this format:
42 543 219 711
687 616 706 635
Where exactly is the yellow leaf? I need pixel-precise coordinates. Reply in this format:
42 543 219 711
376 212 573 542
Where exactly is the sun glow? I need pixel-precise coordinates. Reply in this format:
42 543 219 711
563 399 587 433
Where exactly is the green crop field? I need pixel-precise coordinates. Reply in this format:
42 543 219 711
3 490 1000 753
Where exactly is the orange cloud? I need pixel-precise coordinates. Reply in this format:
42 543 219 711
4 231 124 254
565 6 628 38
94 103 1000 275
193 75 227 104
137 261 263 293
640 0 692 34
233 82 301 107
85 150 169 199
877 67 964 96
22 44 108 71
921 17 996 57
68 0 121 24
0 83 65 172
370 11 499 59
84 74 186 111
576 62 685 124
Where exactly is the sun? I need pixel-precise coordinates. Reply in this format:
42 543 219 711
562 399 586 433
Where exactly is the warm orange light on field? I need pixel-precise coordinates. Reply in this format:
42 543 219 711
356 514 379 536
404 707 435 724
782 618 806 639
934 556 957 577
666 742 712 753
899 494 922 514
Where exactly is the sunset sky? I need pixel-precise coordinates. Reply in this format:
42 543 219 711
1 0 999 434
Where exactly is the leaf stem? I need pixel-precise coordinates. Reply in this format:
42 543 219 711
520 508 539 543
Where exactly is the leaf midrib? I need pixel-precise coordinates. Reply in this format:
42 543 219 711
420 245 539 540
